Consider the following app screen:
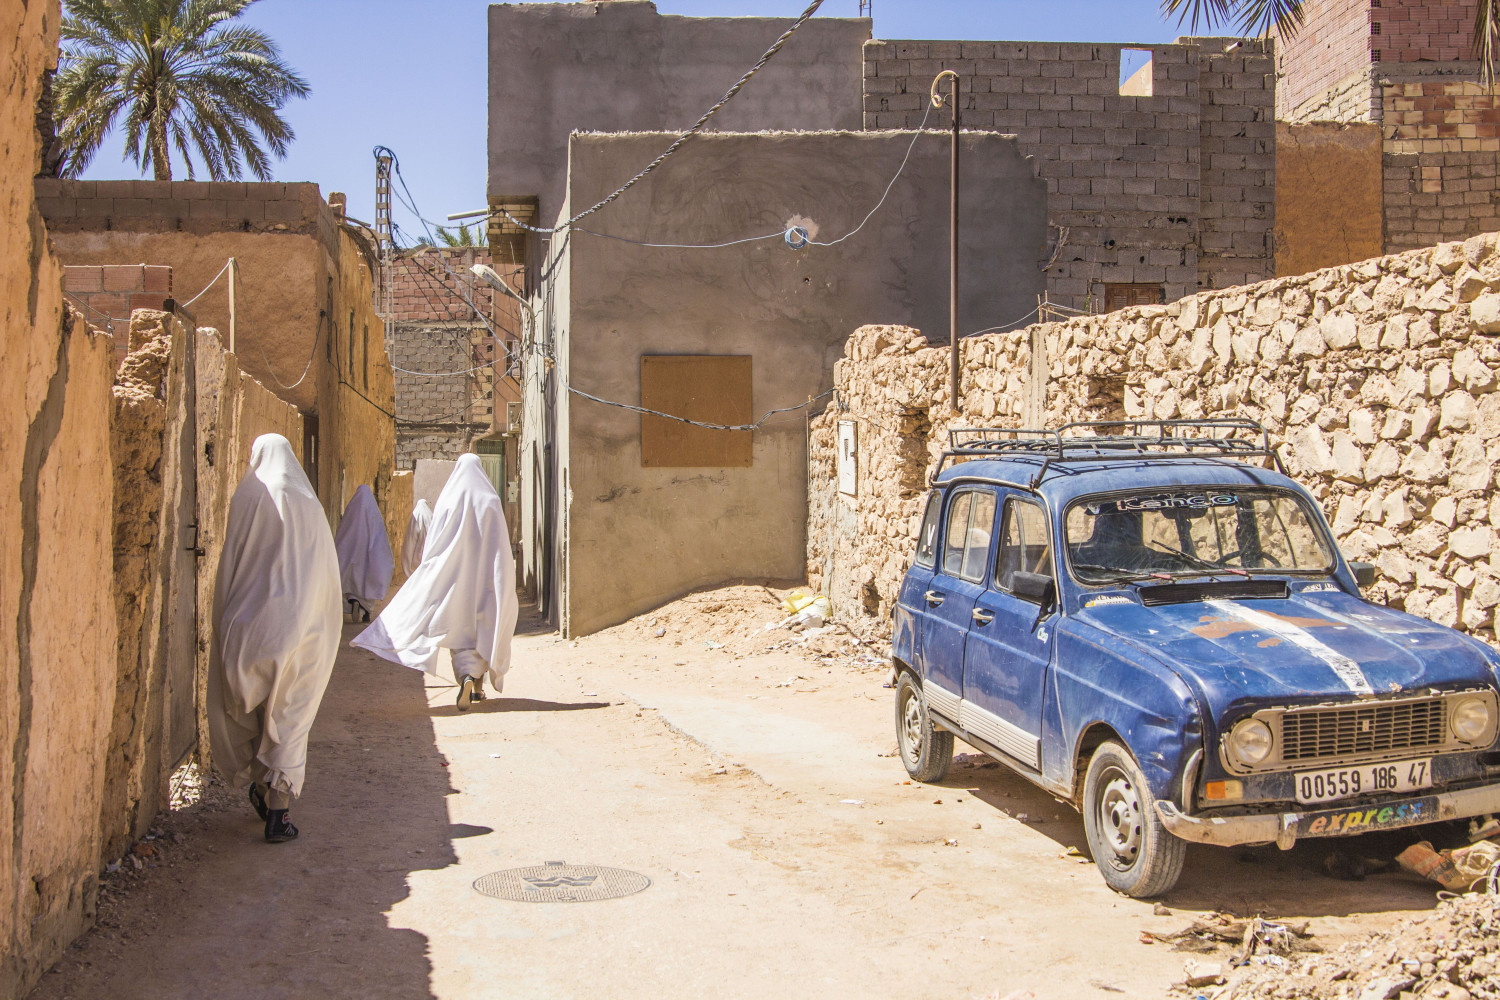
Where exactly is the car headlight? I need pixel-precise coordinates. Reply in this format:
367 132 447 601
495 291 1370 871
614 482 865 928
1225 718 1274 768
1451 697 1493 743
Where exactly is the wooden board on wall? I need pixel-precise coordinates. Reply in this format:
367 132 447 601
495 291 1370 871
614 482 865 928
640 355 752 468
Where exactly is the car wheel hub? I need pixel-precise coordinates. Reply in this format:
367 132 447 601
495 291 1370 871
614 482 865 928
1099 769 1142 868
902 692 923 761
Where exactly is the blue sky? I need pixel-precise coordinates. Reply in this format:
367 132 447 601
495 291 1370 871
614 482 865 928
76 0 1197 237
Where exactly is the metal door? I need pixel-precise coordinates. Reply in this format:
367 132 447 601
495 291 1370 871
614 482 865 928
918 487 998 719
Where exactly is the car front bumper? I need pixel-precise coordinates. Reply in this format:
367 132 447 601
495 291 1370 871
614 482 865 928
1155 780 1500 849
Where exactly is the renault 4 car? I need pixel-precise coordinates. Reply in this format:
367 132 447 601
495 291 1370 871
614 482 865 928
892 419 1500 897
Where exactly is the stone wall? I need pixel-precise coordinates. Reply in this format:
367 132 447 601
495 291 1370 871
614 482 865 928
2 1 120 994
863 36 1275 310
810 233 1500 648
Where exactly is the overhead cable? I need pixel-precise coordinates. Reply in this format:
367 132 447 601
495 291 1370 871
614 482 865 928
566 385 835 432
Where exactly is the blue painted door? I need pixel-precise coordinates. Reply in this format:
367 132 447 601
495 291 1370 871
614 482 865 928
919 487 998 717
895 492 942 671
962 495 1057 770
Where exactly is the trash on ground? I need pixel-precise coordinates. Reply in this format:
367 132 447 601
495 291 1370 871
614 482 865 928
1396 839 1500 892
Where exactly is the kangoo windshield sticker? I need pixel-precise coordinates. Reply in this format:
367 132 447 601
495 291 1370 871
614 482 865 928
1084 493 1239 516
1085 595 1134 608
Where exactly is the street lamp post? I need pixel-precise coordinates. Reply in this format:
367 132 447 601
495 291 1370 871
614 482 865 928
931 70 961 413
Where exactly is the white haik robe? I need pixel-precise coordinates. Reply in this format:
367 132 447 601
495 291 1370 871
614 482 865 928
208 434 342 797
353 454 518 690
401 498 433 577
335 484 394 610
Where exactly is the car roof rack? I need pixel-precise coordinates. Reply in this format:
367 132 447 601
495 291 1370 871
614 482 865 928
932 418 1286 486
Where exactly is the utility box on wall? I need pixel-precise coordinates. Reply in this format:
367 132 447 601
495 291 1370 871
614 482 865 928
837 419 857 496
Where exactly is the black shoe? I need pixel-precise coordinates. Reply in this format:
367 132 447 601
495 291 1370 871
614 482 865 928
457 676 477 712
248 782 269 822
264 809 298 843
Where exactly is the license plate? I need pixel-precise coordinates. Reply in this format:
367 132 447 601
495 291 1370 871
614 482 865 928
1295 758 1432 804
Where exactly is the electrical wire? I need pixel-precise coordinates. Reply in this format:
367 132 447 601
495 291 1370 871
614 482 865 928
180 259 234 307
255 311 323 391
566 385 835 432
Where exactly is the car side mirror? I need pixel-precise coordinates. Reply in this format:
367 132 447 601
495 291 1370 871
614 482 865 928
1012 571 1056 607
1351 561 1376 589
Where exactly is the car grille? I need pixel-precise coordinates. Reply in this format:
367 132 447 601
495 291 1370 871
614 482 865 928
1279 699 1449 762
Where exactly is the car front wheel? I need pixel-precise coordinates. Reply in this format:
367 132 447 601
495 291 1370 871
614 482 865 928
1082 741 1187 898
894 671 953 783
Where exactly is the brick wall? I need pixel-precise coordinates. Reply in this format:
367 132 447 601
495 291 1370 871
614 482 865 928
1276 0 1376 122
863 37 1274 312
1372 0 1478 62
62 265 172 365
389 249 522 467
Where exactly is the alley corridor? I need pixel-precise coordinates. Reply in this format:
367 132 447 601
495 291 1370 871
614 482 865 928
27 591 1448 1000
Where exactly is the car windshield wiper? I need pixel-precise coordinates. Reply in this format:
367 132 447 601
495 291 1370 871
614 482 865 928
1072 563 1171 583
1149 544 1249 577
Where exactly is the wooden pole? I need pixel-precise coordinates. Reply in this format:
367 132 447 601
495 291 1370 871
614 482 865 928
227 257 238 354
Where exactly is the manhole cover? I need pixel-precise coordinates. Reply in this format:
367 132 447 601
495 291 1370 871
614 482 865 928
473 861 651 903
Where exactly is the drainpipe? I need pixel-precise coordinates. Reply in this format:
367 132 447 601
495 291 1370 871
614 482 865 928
931 71 961 413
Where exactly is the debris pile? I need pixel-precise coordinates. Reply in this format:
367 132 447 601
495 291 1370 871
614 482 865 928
1179 893 1500 999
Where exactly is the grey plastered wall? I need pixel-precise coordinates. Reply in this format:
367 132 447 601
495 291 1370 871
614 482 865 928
487 1 870 224
553 130 1047 636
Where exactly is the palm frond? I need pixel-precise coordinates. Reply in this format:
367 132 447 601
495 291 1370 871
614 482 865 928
54 0 307 181
1477 0 1499 88
1161 0 1305 39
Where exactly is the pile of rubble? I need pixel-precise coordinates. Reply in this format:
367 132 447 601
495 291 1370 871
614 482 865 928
1186 891 1500 999
601 584 892 671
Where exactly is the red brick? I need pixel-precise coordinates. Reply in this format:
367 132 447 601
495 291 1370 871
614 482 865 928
102 265 144 292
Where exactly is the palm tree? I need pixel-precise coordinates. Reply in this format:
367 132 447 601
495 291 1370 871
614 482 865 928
51 0 309 181
1165 0 1499 85
417 224 488 249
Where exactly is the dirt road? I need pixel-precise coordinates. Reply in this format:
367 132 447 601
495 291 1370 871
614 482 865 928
30 587 1449 1000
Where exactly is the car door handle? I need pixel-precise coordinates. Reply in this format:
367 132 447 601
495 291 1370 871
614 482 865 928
924 590 945 607
972 608 995 625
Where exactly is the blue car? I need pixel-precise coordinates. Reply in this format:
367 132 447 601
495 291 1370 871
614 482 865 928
892 420 1500 897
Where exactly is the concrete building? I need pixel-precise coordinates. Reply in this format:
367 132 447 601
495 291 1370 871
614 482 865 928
35 179 399 525
490 2 1281 633
524 129 1046 635
1274 0 1500 273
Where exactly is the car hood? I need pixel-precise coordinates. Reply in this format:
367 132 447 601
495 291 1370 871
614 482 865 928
1074 584 1499 713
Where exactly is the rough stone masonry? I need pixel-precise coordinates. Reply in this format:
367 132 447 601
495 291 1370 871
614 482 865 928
810 232 1500 647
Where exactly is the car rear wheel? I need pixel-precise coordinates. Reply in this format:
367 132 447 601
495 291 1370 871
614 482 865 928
1082 741 1186 898
895 672 952 783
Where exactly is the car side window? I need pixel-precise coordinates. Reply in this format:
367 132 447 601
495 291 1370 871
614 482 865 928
914 493 941 569
995 498 1054 599
942 493 972 577
961 491 997 584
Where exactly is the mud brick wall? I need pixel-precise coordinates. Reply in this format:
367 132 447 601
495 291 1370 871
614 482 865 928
3 2 120 994
810 233 1500 650
863 37 1274 312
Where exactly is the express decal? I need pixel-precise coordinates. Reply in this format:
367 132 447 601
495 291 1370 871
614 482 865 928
1305 799 1431 836
1084 493 1239 516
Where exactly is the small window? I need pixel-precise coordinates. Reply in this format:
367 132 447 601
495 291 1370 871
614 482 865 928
1120 48 1153 97
943 493 972 577
962 492 997 583
914 493 941 569
996 499 1054 598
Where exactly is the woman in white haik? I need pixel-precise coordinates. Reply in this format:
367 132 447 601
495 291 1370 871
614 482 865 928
401 498 433 577
335 484 394 621
353 454 518 711
209 434 342 843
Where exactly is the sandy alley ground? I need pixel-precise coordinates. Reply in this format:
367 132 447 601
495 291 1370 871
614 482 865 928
28 585 1457 1000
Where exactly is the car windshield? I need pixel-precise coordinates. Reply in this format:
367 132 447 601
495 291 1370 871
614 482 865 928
1065 488 1335 584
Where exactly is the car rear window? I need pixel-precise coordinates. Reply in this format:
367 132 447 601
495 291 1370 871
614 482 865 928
942 489 997 584
1065 488 1335 584
914 493 941 568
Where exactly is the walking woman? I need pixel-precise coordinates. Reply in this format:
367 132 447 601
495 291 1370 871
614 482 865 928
353 454 518 710
208 434 342 842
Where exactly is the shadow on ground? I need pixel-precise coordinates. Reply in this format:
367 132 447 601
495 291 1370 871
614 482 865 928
28 625 456 1000
953 755 1451 917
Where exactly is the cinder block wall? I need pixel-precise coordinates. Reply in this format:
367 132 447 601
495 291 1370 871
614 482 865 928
863 37 1275 312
